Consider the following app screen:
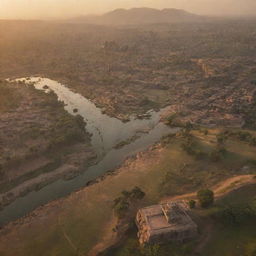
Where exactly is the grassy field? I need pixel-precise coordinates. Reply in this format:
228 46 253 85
201 184 256 256
108 184 256 256
0 128 256 256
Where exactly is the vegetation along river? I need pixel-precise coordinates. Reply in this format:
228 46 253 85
0 77 178 225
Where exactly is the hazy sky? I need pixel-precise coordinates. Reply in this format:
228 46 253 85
1 0 256 19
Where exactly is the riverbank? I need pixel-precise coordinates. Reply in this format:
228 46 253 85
0 128 255 255
0 77 177 226
0 80 96 212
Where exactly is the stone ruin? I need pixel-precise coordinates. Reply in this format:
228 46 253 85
136 201 198 245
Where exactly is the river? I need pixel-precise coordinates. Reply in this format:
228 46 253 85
0 77 178 225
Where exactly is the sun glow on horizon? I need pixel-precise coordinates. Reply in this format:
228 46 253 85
0 0 256 19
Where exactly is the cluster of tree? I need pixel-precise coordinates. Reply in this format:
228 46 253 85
209 146 227 162
113 187 145 218
181 135 207 160
234 91 256 129
159 166 192 196
181 130 227 162
103 41 130 53
220 130 256 147
188 189 214 209
110 239 192 256
180 123 202 158
48 114 87 150
197 189 214 208
214 197 256 226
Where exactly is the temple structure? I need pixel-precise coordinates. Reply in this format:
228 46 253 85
136 201 198 245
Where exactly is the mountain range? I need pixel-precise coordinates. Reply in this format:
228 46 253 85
72 8 204 25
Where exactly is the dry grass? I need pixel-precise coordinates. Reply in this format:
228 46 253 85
0 129 256 256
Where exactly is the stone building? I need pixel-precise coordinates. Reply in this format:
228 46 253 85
136 201 198 245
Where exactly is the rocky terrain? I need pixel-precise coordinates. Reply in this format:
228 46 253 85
0 16 256 256
0 19 255 126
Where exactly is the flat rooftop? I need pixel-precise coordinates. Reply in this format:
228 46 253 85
139 203 196 236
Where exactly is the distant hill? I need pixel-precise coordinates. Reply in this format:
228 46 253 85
72 8 204 25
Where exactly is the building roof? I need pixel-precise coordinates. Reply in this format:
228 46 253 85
139 202 197 236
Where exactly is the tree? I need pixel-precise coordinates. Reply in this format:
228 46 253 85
197 189 214 208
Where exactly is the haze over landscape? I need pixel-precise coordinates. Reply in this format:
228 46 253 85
1 0 256 256
1 0 256 19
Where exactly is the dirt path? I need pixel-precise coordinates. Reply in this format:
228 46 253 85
161 174 256 203
91 174 256 256
161 174 256 255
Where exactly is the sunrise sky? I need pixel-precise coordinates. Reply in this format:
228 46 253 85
0 0 256 19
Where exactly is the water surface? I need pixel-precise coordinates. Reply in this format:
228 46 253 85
0 77 178 225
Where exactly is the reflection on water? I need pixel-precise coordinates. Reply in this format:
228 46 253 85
0 77 178 225
30 77 167 157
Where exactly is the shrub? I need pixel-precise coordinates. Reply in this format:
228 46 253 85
209 146 226 162
250 197 256 214
197 189 214 208
113 199 130 218
165 113 177 126
113 187 145 218
184 121 193 133
188 200 196 209
181 136 195 155
203 129 208 135
130 186 145 200
217 133 226 145
144 244 160 256
216 203 255 225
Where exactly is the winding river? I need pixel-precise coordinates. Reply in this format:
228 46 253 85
0 77 178 225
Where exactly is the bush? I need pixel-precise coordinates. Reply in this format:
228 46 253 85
130 186 145 200
181 136 195 155
197 189 214 208
216 203 255 225
113 199 130 218
209 146 226 162
188 200 196 209
251 80 256 85
165 113 177 126
113 187 145 218
203 129 209 135
250 197 256 214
